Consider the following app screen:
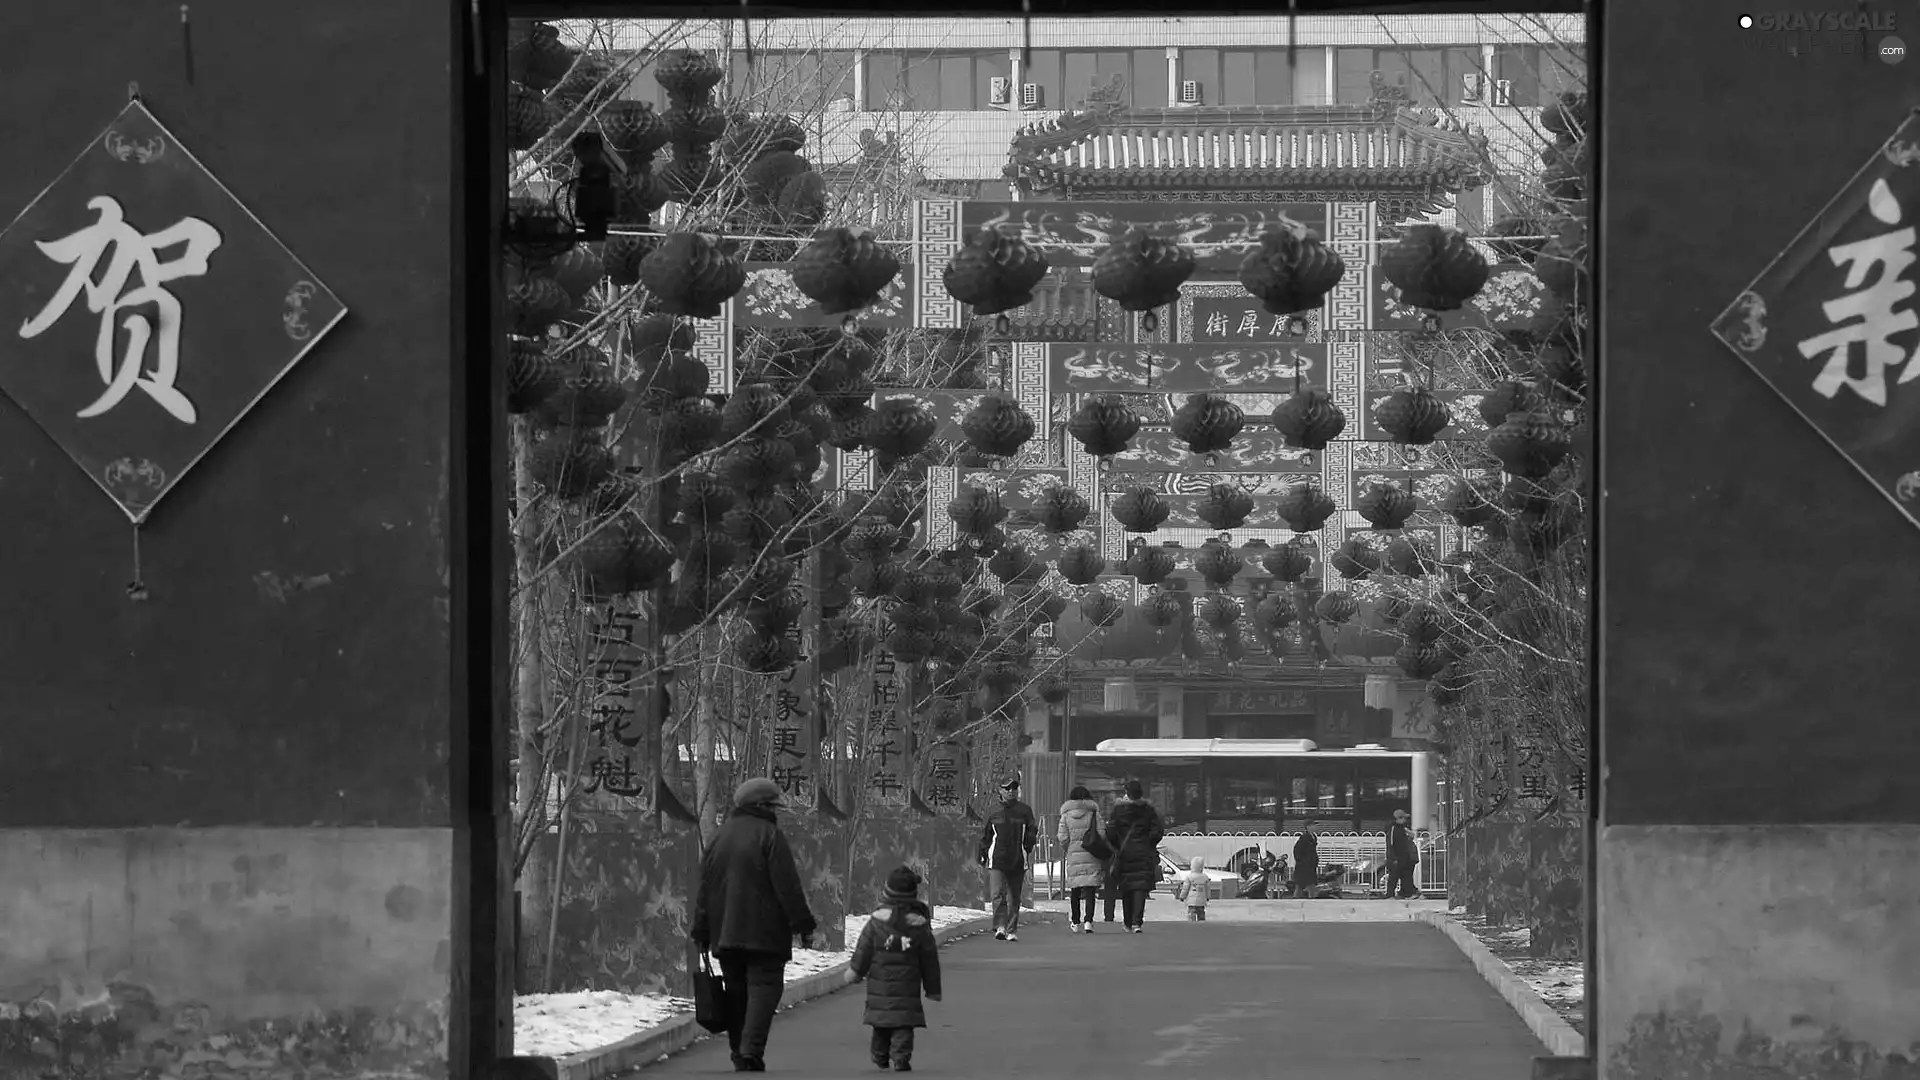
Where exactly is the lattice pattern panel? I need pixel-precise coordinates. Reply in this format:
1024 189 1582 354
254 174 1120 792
925 465 959 553
1011 342 1052 469
913 199 964 329
1317 202 1372 571
835 447 874 492
691 305 735 394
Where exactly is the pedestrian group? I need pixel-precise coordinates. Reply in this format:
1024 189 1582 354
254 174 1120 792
692 773 1416 1072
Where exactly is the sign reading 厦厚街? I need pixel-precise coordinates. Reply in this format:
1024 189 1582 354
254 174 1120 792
0 101 346 523
1711 109 1920 534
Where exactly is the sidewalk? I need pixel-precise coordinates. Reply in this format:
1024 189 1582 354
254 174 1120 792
639 907 1547 1077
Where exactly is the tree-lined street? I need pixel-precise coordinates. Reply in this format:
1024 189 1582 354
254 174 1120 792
649 916 1543 1077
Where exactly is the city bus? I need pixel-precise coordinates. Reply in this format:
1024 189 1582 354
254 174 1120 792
1045 738 1444 895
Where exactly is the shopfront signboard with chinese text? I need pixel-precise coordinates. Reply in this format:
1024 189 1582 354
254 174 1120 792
1710 111 1920 532
0 101 346 522
1051 342 1326 393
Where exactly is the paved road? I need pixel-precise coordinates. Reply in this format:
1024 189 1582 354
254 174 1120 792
642 910 1545 1078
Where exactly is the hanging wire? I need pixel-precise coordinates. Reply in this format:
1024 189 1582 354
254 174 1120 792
127 524 149 602
1021 0 1032 70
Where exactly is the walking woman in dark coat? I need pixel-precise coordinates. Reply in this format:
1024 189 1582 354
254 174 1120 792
1103 779 1165 932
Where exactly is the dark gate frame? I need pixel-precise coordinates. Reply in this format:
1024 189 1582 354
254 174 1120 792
459 2 1595 1076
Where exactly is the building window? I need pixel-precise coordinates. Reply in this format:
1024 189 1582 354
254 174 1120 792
1178 48 1327 106
682 51 858 112
1022 49 1167 111
1493 44 1586 107
864 49 1010 110
1334 47 1486 107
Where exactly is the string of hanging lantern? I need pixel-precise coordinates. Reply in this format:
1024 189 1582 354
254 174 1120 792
598 226 1561 248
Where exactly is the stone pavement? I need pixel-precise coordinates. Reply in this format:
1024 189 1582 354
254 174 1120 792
640 907 1546 1077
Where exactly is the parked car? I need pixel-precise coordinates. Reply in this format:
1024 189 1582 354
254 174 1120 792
1028 845 1238 891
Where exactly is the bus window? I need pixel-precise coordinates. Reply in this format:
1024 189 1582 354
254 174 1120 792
1355 758 1414 831
1206 760 1280 829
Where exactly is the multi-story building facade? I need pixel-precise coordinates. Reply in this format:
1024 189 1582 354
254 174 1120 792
590 14 1585 210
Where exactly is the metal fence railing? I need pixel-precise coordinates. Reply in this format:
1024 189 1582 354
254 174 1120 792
1025 818 1449 899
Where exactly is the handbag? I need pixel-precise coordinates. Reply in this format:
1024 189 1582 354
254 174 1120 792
1104 821 1140 882
692 953 728 1034
1079 814 1114 861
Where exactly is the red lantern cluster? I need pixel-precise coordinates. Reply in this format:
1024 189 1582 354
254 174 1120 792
1380 225 1490 313
1260 541 1313 583
1487 409 1573 479
1057 544 1106 587
1271 387 1347 450
1356 483 1418 531
1171 393 1245 457
1330 538 1380 580
866 396 939 463
1036 486 1091 533
1069 395 1142 459
1123 543 1177 585
1110 488 1170 533
1194 541 1245 590
947 485 1008 535
1092 229 1197 328
790 227 902 316
1274 482 1336 534
1441 477 1502 528
1080 590 1124 628
640 232 747 317
1198 594 1242 632
654 51 728 202
1373 385 1453 446
1314 591 1358 625
960 396 1036 459
1237 223 1348 315
1196 484 1254 532
943 227 1051 316
1144 591 1189 628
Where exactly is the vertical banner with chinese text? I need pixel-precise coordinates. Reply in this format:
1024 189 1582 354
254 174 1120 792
767 650 818 806
581 600 653 817
864 647 910 808
917 740 968 817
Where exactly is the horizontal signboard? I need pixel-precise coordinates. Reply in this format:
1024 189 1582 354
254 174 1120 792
1052 343 1325 393
960 201 1331 272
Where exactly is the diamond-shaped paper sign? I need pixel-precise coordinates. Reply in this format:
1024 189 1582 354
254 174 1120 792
0 100 345 523
1711 108 1920 532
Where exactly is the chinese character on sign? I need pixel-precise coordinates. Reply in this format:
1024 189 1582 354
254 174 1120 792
19 195 221 424
771 726 805 760
871 739 899 771
929 781 957 807
588 702 639 748
1237 311 1262 337
1797 178 1918 405
1204 310 1230 337
871 773 905 800
1519 773 1548 799
930 757 958 780
1567 771 1587 799
771 763 807 795
581 754 645 797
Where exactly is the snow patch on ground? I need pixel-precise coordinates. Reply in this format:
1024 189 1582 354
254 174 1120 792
1446 913 1585 1034
514 906 992 1058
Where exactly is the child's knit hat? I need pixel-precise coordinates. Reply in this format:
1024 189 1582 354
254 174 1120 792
885 865 921 900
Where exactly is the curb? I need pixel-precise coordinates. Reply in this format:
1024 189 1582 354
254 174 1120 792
1412 910 1586 1058
544 916 996 1079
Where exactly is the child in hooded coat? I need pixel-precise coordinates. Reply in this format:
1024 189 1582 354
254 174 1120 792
849 866 943 1072
1172 856 1213 921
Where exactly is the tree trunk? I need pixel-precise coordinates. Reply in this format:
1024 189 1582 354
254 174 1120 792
694 627 724 846
511 417 556 992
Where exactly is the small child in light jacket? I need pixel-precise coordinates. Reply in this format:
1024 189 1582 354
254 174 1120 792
1172 856 1213 921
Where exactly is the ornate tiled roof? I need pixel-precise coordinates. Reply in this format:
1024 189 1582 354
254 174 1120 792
1006 72 1492 219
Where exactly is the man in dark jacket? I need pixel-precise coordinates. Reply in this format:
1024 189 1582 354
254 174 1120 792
1384 808 1422 899
691 777 819 1073
977 777 1038 941
1292 819 1320 898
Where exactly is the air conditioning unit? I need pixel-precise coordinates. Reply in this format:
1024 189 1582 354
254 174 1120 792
1021 83 1041 108
1461 72 1485 103
1180 79 1201 104
988 76 1011 106
1492 79 1512 106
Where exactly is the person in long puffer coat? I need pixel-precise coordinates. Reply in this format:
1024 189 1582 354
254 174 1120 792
1055 785 1106 934
849 866 943 1072
1103 780 1166 932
